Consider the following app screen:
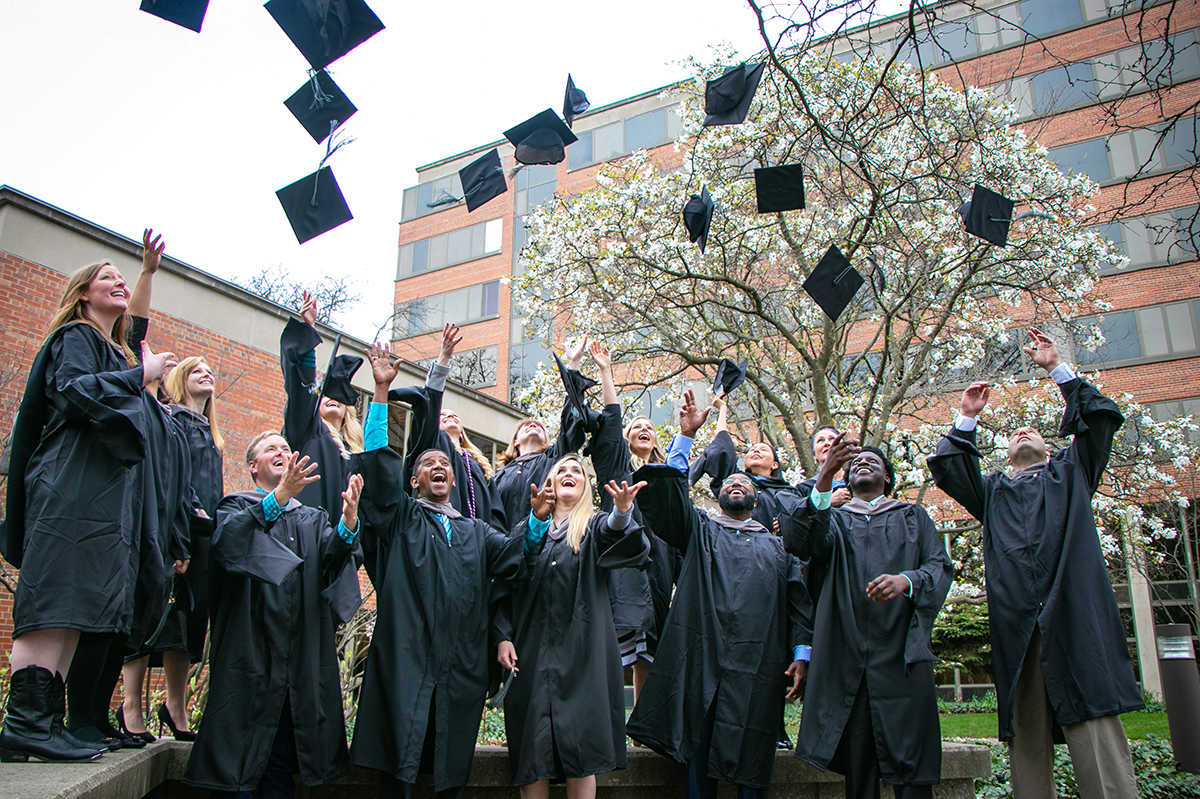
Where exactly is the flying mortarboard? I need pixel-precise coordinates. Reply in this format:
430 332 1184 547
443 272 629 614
683 186 716 253
284 70 357 144
458 149 507 213
139 0 209 31
276 124 355 243
504 109 579 166
563 75 591 129
754 164 806 213
712 358 748 397
958 184 1015 246
265 0 385 71
554 353 602 431
803 245 865 321
703 62 766 127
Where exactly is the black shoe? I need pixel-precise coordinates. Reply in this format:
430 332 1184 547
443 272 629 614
117 704 156 744
50 673 120 752
157 704 196 742
0 666 106 762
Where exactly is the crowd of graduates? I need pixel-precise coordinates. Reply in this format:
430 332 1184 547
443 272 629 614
0 236 1147 799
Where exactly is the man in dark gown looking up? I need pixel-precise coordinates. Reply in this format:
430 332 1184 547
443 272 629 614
928 327 1141 799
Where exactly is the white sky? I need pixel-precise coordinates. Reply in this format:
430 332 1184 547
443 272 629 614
0 1 769 340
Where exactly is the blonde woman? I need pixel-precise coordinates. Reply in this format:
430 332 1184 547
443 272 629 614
494 455 649 799
280 291 363 522
1 258 174 762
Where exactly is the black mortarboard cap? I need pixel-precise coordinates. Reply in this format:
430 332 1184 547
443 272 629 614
504 109 579 166
284 71 357 144
553 353 601 431
140 0 209 31
322 355 363 406
683 186 716 253
754 164 806 213
564 74 590 129
265 0 385 71
958 184 1015 246
276 166 354 244
712 358 748 397
459 149 507 213
703 62 766 127
803 245 865 321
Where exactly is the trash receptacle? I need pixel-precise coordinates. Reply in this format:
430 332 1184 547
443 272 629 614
1157 623 1200 774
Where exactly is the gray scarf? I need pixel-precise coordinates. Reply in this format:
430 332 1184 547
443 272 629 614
842 496 904 516
416 497 462 518
712 514 768 534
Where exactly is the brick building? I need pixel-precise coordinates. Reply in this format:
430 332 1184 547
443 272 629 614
392 0 1200 693
0 185 526 657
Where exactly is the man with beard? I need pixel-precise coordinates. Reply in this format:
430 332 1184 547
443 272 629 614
626 389 812 799
349 345 532 799
928 328 1140 799
780 438 951 799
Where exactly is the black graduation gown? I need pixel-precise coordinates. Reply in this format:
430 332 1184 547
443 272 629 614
170 404 223 661
625 465 812 791
494 511 650 785
349 446 528 790
591 403 678 644
388 383 507 531
779 499 951 785
183 491 362 791
490 399 588 529
927 377 1143 740
280 317 354 520
691 430 806 531
3 322 146 637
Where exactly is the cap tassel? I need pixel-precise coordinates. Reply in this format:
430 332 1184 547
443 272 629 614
311 120 355 206
308 70 334 110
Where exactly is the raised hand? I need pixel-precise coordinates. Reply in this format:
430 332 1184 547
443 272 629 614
141 341 178 386
141 229 165 274
589 340 612 373
711 391 726 412
1022 327 1063 373
563 335 589 370
604 479 647 514
816 432 859 492
437 323 463 366
275 452 321 504
341 473 364 533
300 290 318 327
679 387 713 438
960 381 991 418
530 482 556 522
497 641 519 671
831 487 852 507
784 660 807 701
367 343 399 387
866 573 909 602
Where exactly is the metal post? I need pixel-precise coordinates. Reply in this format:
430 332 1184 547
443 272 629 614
1157 624 1200 773
1124 511 1163 696
1178 506 1200 630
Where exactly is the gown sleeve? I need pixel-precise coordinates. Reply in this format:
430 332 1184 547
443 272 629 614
280 317 322 450
1058 378 1124 495
318 514 363 624
786 555 814 650
926 426 988 522
210 495 303 585
546 370 591 459
689 429 739 495
778 498 835 564
629 463 701 552
352 445 417 547
900 507 953 666
591 404 630 510
589 512 651 571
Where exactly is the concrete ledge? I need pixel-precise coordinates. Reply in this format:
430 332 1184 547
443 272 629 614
0 741 991 799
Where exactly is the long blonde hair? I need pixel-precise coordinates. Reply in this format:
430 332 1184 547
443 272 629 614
547 453 596 554
623 415 666 470
45 261 136 366
322 402 364 457
497 418 546 469
165 356 225 450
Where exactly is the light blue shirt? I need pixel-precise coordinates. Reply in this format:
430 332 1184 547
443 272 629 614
666 434 693 473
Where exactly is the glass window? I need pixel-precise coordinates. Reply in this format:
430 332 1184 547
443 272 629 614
445 228 471 264
526 181 557 209
485 219 504 253
482 281 500 317
1176 207 1200 259
401 187 418 221
1049 138 1111 181
921 20 978 64
569 130 594 170
411 239 429 274
626 109 666 151
1140 306 1171 356
397 243 413 279
1075 311 1141 365
593 122 624 162
1019 0 1083 38
1163 116 1198 168
1031 62 1095 114
1165 303 1198 352
442 288 469 326
428 233 448 271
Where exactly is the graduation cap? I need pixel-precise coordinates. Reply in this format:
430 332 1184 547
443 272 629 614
958 184 1015 246
803 245 865 321
504 109 579 166
277 122 355 243
313 333 364 407
265 0 385 71
703 62 766 127
284 70 357 144
712 358 748 397
139 0 209 31
553 353 601 430
683 186 715 253
754 164 806 213
563 74 590 129
459 149 507 213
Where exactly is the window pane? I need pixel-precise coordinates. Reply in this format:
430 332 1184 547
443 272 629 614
931 20 978 63
1122 218 1153 266
1163 116 1198 168
1031 62 1094 114
424 294 445 331
1175 207 1200 259
401 187 418 221
442 288 469 325
398 243 413 278
526 181 556 209
666 104 683 140
446 228 472 264
1019 0 1082 38
467 284 483 321
1165 303 1197 352
527 164 557 188
485 218 504 253
411 239 429 274
593 122 624 162
1076 311 1140 364
626 110 666 151
1049 138 1111 181
482 281 500 317
1140 306 1169 357
417 183 434 213
569 130 594 170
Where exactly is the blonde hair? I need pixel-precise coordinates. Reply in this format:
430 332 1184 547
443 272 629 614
45 261 136 366
321 402 364 458
623 415 666 470
497 418 547 469
165 356 225 450
455 432 495 479
547 454 596 554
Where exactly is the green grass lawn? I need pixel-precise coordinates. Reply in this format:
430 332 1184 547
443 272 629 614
938 712 1171 740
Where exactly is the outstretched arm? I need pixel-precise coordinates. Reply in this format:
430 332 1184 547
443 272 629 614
927 382 990 521
590 340 618 407
128 229 164 319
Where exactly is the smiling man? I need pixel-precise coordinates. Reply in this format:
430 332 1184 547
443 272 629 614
348 344 531 799
928 328 1141 799
780 436 951 799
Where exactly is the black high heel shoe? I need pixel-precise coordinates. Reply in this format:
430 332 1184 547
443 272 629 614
157 704 196 742
117 705 156 744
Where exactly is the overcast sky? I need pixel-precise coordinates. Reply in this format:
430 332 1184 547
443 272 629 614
0 1 774 340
